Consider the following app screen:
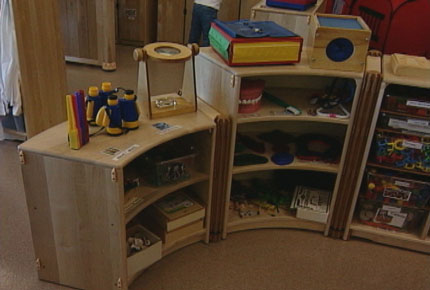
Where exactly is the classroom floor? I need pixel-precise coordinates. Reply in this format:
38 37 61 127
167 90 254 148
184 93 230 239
1 46 429 290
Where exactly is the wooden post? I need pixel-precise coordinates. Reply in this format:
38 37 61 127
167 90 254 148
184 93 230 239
11 0 67 138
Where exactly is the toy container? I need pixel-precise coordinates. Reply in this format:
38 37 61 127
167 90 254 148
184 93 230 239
357 198 427 233
238 79 265 114
378 113 430 135
363 170 430 208
372 132 430 173
144 153 197 186
382 94 430 118
126 225 162 278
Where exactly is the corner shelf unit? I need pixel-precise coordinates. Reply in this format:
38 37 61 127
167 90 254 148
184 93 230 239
196 47 365 239
344 55 430 253
18 105 218 290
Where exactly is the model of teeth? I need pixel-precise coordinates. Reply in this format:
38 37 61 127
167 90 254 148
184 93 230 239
239 94 262 105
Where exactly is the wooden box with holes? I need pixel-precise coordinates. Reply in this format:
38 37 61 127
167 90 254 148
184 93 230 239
308 13 371 72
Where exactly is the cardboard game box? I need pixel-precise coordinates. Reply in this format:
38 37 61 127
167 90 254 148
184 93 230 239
209 19 303 66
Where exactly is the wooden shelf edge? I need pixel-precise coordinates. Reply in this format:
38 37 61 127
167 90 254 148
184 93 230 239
367 162 430 178
162 229 207 257
124 172 210 223
227 212 326 234
233 158 339 175
350 223 430 254
237 114 350 125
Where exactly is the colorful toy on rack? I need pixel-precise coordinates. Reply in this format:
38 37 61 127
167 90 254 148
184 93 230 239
209 19 303 66
364 170 430 208
266 0 317 11
133 42 199 119
308 13 371 72
66 91 90 149
374 133 430 172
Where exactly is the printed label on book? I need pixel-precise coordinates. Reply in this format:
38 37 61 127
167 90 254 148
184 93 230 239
383 187 412 201
402 140 423 150
407 118 429 127
374 206 407 228
406 100 430 109
394 180 411 188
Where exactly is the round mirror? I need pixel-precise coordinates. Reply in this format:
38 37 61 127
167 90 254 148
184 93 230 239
155 46 181 56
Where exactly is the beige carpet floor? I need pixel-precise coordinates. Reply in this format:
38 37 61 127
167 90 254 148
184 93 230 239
1 46 429 290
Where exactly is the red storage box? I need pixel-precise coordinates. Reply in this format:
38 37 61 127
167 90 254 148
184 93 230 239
239 79 265 114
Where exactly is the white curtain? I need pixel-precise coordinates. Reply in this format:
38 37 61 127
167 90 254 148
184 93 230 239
0 0 21 117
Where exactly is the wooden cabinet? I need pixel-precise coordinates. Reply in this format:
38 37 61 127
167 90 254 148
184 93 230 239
19 105 218 289
343 55 430 253
195 47 366 240
58 0 116 71
117 0 157 46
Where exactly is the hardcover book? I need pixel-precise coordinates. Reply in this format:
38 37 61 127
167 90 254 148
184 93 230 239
145 192 205 232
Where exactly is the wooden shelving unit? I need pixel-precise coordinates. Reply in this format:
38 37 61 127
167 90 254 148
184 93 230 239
19 104 219 290
343 55 430 253
196 47 365 239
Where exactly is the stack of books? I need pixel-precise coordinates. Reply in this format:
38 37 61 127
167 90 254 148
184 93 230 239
141 191 205 246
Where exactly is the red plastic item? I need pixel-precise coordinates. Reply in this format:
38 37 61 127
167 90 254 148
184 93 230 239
342 0 430 58
239 80 265 114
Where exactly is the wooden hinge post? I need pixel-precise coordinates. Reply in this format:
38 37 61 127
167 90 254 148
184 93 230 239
35 258 41 270
230 75 236 88
116 277 122 288
18 150 25 164
111 168 118 182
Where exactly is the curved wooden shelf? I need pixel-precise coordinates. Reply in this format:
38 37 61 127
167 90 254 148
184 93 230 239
124 171 209 223
162 229 207 257
349 222 430 254
233 155 339 175
198 47 364 79
227 208 326 234
18 110 215 168
237 88 350 126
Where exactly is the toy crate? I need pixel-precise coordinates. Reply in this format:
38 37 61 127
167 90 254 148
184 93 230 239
378 112 430 135
126 225 162 278
363 171 430 208
357 198 427 233
308 13 371 72
372 132 430 173
382 94 430 118
144 153 197 186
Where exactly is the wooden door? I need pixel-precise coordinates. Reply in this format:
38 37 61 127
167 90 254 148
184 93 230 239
117 0 157 45
157 0 186 43
240 0 261 19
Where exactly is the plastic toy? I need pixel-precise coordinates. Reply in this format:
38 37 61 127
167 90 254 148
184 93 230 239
295 134 341 163
118 89 141 130
95 95 123 136
234 153 269 166
263 91 301 116
239 79 265 114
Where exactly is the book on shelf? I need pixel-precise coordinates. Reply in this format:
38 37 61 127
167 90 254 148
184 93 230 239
142 219 204 245
144 191 205 232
